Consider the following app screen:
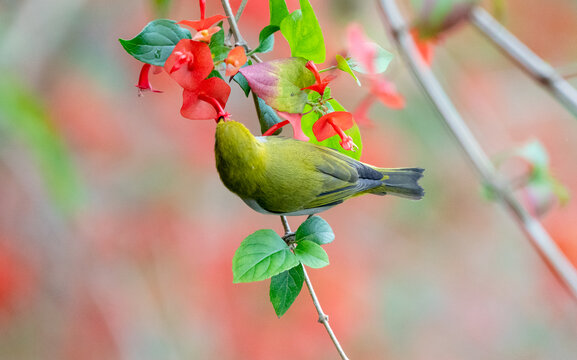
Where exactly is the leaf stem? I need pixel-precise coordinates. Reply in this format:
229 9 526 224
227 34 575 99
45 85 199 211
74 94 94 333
301 264 350 360
378 0 577 300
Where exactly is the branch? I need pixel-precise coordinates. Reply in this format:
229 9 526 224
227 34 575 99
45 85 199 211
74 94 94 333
220 0 350 354
302 265 350 360
280 217 349 360
220 0 246 47
470 7 577 118
377 0 577 300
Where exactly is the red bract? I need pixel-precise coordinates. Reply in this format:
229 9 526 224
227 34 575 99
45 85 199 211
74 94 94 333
370 78 405 109
164 39 214 90
276 112 310 141
312 111 358 151
179 15 227 32
225 46 248 77
410 28 435 66
346 24 378 74
135 63 163 94
181 77 231 121
301 61 334 96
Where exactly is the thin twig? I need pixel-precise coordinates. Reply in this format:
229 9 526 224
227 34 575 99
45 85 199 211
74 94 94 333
470 7 577 118
220 0 350 353
234 0 249 23
377 0 577 300
220 0 246 46
301 264 350 360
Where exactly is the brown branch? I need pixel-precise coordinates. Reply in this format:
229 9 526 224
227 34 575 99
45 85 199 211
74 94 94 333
470 7 577 118
377 0 577 300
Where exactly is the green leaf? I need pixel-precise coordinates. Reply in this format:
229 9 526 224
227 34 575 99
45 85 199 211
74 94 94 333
301 92 363 160
239 57 315 113
295 216 335 245
232 72 251 96
269 0 290 26
208 69 224 80
232 229 299 283
280 0 326 63
151 0 173 17
256 97 284 135
251 25 280 55
119 19 192 66
0 77 82 214
335 54 361 86
294 241 329 269
349 44 394 74
412 0 478 38
209 22 229 63
270 265 304 317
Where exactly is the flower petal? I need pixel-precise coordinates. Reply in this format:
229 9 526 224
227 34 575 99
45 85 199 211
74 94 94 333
135 63 163 93
178 15 227 31
312 111 354 142
164 39 214 90
225 46 247 77
181 77 231 120
277 111 309 141
370 78 405 109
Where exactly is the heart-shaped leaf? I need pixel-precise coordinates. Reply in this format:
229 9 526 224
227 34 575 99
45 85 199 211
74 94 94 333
119 19 191 66
270 265 304 317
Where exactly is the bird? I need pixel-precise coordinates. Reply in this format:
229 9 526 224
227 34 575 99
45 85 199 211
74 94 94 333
214 120 424 216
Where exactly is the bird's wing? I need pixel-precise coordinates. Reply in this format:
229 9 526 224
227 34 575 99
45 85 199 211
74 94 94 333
305 147 384 208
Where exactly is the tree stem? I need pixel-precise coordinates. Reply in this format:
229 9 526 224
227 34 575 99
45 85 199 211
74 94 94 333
377 0 577 300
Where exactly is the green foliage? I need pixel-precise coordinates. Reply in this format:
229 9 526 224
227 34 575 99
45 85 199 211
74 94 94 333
118 19 192 66
239 57 315 113
335 54 361 86
270 265 304 317
269 0 289 27
209 23 229 63
255 97 284 135
232 72 251 96
232 229 299 283
250 25 280 55
295 216 335 245
237 216 334 316
0 77 82 214
151 0 173 18
348 44 394 74
280 0 326 63
301 91 363 160
412 0 478 38
294 240 329 268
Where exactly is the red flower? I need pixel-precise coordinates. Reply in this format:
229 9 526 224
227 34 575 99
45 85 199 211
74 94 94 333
346 23 378 74
181 77 231 121
410 28 436 66
312 111 358 151
135 63 163 94
301 61 335 96
225 46 248 77
268 112 310 141
177 0 226 43
164 39 214 90
179 15 227 32
370 78 405 109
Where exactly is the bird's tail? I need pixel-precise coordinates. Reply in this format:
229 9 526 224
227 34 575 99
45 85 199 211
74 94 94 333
371 168 425 200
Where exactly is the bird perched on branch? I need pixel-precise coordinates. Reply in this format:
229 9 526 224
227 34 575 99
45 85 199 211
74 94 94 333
214 120 424 216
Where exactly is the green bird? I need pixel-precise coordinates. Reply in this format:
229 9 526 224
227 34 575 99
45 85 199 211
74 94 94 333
214 120 424 216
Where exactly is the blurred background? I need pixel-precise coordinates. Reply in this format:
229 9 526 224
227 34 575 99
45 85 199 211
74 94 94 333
1 0 577 359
